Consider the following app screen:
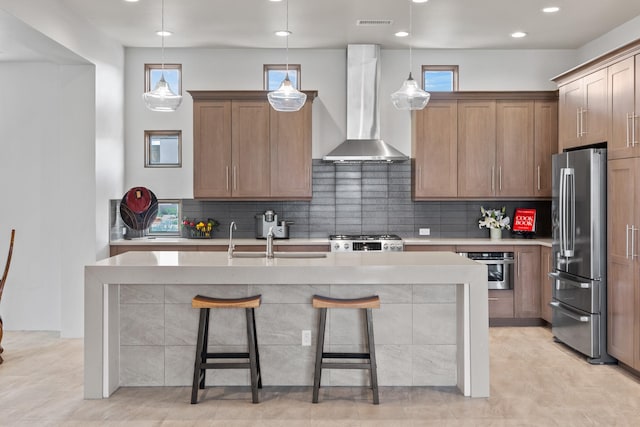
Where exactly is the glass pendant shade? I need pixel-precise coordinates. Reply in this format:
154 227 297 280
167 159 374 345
143 74 182 112
268 73 307 112
391 72 431 111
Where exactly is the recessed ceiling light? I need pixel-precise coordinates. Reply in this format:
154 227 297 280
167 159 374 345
275 30 291 37
412 0 429 3
511 31 527 38
156 30 173 37
269 0 283 2
542 6 560 13
395 31 409 37
123 0 140 3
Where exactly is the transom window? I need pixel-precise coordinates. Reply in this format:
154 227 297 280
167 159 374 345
145 130 182 167
422 65 459 92
264 64 301 90
145 63 182 94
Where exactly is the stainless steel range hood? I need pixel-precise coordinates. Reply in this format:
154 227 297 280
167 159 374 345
323 44 408 163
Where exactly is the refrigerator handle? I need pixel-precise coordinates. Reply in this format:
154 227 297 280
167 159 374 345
559 168 575 257
626 224 631 259
632 226 638 259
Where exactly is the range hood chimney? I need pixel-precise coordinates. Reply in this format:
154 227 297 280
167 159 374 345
323 44 408 163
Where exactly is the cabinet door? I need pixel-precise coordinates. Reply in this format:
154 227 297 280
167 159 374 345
608 58 636 159
496 101 534 197
193 101 232 198
533 100 558 197
270 102 312 198
458 101 496 197
583 69 608 145
412 100 458 198
231 101 271 197
540 245 553 323
559 80 583 150
607 158 637 365
514 246 541 318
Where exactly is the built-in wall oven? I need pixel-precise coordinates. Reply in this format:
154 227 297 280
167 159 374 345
458 252 514 290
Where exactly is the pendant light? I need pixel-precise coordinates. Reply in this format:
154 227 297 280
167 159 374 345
391 0 430 110
267 0 307 112
143 0 182 112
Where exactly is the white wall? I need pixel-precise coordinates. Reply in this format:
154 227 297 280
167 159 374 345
124 47 577 199
0 1 124 337
577 15 640 63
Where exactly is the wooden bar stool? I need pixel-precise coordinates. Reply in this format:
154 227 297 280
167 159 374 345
191 294 262 404
312 294 380 404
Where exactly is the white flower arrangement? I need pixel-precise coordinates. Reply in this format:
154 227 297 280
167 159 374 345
478 206 511 230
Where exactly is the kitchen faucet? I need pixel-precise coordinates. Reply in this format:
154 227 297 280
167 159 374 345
266 226 274 259
228 221 237 258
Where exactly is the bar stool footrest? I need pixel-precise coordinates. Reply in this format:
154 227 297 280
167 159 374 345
201 362 251 369
322 352 371 359
205 352 250 359
322 362 371 369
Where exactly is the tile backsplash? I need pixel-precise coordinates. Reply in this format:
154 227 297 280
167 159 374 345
112 160 551 240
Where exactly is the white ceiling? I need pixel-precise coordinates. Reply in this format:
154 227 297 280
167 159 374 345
57 0 640 50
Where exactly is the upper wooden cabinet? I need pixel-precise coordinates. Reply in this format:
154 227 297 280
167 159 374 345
412 92 557 200
607 56 640 160
458 100 497 197
558 69 608 151
189 91 317 200
533 100 558 197
412 100 458 198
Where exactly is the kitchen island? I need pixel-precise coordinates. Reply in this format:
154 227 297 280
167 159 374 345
84 251 488 399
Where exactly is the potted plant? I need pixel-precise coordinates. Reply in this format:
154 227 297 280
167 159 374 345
478 207 511 240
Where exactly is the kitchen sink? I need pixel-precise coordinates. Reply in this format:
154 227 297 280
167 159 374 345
231 252 327 259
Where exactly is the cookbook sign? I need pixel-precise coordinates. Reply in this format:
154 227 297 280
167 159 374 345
513 208 536 232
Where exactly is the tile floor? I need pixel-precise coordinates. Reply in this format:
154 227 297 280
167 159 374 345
1 327 639 426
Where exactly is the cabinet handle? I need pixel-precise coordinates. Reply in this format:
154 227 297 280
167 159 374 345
417 166 422 190
633 113 638 147
498 166 502 191
576 108 581 138
488 298 499 301
491 166 495 192
517 252 521 277
226 166 230 191
537 165 541 191
627 113 631 148
232 165 237 191
580 108 588 136
632 226 638 259
626 224 630 259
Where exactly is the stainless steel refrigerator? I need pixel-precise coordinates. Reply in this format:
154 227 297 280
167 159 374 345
551 147 615 364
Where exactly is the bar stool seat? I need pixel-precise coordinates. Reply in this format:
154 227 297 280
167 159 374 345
312 294 380 404
191 294 262 404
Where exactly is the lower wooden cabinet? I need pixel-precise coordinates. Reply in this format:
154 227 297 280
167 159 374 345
489 290 514 318
514 246 541 318
540 246 553 323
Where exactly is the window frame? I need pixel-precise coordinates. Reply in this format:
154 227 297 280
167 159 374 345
144 130 182 168
263 64 302 90
144 63 182 94
422 65 459 92
147 200 182 236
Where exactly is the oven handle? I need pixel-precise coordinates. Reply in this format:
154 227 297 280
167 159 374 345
470 259 514 265
549 301 590 322
548 272 591 288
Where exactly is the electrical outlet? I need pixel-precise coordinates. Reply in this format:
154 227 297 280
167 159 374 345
302 330 311 346
419 228 431 236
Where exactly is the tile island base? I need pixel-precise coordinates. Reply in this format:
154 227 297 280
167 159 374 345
84 251 488 399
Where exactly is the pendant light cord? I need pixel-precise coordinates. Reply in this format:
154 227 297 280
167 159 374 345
408 0 413 75
285 0 290 73
161 0 166 71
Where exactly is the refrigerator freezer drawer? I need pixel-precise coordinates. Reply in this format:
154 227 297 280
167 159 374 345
549 271 601 313
551 301 600 358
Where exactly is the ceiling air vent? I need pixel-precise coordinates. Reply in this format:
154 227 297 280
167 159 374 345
357 19 393 26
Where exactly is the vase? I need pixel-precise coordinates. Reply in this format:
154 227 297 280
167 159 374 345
490 228 502 240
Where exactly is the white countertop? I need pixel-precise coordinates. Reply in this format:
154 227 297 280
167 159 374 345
110 237 552 248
